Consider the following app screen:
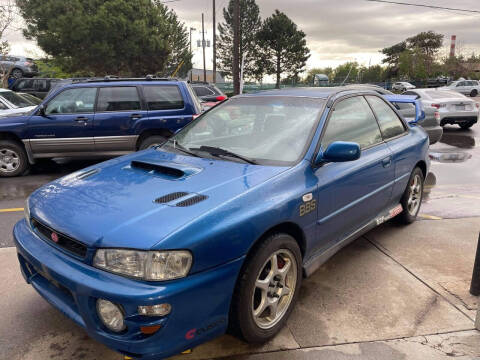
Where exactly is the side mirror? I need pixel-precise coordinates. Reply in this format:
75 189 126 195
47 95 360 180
37 104 46 117
316 141 361 164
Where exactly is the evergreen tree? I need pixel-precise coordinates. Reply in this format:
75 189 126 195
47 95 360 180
257 10 310 88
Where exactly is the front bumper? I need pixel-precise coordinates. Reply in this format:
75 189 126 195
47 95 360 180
14 219 244 359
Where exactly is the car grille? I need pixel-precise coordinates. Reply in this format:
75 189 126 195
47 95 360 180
31 218 88 258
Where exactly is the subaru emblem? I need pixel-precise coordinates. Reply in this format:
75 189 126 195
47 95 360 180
51 232 59 243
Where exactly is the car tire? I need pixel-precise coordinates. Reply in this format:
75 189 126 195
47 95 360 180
470 89 478 97
230 233 302 343
397 167 424 224
138 135 167 150
0 140 28 177
459 122 474 130
11 68 23 79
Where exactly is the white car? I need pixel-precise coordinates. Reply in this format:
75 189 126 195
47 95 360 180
0 88 37 117
404 89 479 129
440 80 480 97
392 81 415 92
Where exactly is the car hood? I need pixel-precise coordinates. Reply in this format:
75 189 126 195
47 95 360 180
29 149 287 249
0 106 35 118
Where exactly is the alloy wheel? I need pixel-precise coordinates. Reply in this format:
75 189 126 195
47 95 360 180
0 148 20 173
407 174 422 216
251 249 297 329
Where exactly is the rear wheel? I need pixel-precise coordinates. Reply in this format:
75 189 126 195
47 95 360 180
11 68 23 79
138 135 167 150
470 89 478 97
0 140 28 177
230 233 302 343
459 122 474 129
397 167 424 224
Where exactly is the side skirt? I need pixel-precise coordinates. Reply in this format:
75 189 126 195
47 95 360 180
303 204 403 277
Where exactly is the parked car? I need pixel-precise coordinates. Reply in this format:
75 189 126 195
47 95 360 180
14 87 429 359
344 84 442 144
191 82 227 109
392 81 415 92
404 89 479 129
0 88 37 117
17 92 42 105
0 55 39 78
0 77 202 176
9 77 65 99
440 79 480 97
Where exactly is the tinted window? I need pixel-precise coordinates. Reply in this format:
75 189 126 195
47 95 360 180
97 87 141 112
15 79 34 90
34 79 50 92
46 87 97 114
0 101 7 110
322 96 382 149
143 85 184 110
366 96 406 140
457 82 465 87
193 86 215 97
0 90 33 108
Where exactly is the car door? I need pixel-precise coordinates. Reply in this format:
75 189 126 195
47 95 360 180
365 95 414 205
455 81 466 94
93 86 147 152
313 95 394 252
142 84 194 133
27 86 97 155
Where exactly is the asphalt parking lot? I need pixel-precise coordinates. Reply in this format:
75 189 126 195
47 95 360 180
1 122 480 359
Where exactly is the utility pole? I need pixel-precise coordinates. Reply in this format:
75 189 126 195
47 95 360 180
189 27 196 81
202 13 207 83
233 0 240 94
212 0 216 84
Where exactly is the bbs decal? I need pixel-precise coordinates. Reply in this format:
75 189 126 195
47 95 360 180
300 199 316 216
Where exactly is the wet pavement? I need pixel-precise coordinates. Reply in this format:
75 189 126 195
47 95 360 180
0 120 479 360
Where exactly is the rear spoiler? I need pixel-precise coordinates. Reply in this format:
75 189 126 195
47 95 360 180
382 94 425 124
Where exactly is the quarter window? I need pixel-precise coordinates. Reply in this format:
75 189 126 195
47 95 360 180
366 96 406 140
143 85 184 110
193 86 215 97
322 96 382 149
45 87 97 114
97 87 141 112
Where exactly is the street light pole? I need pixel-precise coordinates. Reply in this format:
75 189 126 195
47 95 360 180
202 13 207 83
233 0 240 95
212 0 216 84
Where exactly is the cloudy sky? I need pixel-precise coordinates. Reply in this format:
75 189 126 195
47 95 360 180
4 0 480 71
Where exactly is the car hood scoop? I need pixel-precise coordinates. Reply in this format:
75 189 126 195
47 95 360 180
128 160 203 180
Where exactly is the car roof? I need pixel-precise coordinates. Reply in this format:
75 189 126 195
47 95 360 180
240 87 353 99
64 79 186 88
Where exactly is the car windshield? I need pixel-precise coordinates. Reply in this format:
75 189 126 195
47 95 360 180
163 96 325 165
0 90 33 108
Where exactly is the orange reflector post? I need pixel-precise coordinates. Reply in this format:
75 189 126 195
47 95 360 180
140 325 162 335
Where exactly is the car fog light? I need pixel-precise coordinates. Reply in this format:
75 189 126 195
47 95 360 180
138 303 171 316
96 299 126 332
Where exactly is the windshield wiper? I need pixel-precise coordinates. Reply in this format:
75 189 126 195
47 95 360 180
190 146 257 164
163 139 201 157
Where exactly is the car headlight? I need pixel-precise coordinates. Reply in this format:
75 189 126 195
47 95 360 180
93 249 192 281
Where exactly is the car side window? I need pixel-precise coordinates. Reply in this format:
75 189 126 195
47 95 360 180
0 101 7 110
457 82 465 87
322 96 382 149
15 79 34 90
365 96 406 140
193 86 215 97
45 87 97 115
97 87 141 112
143 85 184 110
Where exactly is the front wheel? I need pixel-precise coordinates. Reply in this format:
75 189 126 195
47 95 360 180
397 167 424 224
230 233 302 343
138 135 167 150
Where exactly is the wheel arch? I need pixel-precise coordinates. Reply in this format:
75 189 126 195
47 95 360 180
135 128 173 150
415 160 427 179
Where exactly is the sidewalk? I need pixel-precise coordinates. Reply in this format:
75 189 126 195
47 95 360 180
1 217 479 360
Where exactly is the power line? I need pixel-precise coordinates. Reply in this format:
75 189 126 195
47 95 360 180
365 0 480 14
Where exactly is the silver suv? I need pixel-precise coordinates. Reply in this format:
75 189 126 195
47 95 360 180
0 55 39 78
441 80 480 97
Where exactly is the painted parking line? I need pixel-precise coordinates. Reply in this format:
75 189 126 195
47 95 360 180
419 214 443 220
0 208 24 213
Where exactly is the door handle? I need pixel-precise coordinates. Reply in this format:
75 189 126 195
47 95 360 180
382 156 392 168
130 114 142 119
74 117 89 126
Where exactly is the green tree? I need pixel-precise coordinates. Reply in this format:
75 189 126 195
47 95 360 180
380 41 407 68
359 65 385 83
406 31 443 75
332 62 359 84
16 0 191 76
216 0 261 81
257 10 310 88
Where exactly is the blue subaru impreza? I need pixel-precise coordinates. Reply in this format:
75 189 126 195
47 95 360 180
14 88 429 359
